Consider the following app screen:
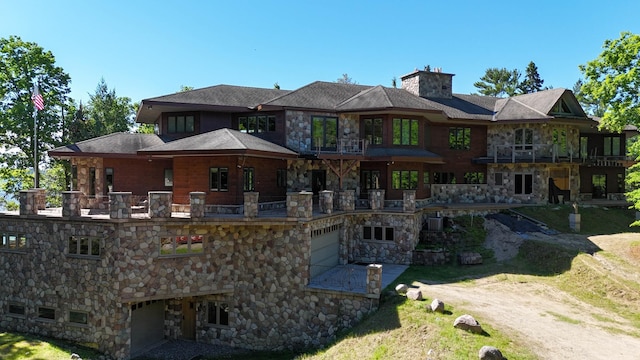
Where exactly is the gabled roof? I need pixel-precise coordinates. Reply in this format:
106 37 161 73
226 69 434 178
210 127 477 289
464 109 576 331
48 133 166 158
491 88 587 121
137 85 290 123
138 128 298 158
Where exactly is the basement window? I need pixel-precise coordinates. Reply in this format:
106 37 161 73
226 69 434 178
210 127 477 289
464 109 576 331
37 307 56 321
69 311 89 326
160 235 204 256
207 301 229 326
68 236 101 257
0 233 27 252
7 302 25 317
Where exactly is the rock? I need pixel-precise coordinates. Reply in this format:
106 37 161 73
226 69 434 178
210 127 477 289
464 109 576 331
478 345 505 360
70 354 82 360
395 283 408 294
406 288 423 301
453 314 483 334
458 252 483 265
430 298 445 313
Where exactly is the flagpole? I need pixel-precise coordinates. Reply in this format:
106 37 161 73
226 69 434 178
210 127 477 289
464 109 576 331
34 104 38 188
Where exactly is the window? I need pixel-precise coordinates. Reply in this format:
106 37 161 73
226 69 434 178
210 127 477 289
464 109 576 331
1 233 27 251
361 170 381 191
433 172 455 184
68 236 101 257
160 234 204 256
89 167 96 196
604 136 621 156
38 307 55 320
449 127 471 150
8 302 25 317
207 301 230 326
363 226 394 241
69 311 88 325
553 128 567 155
494 172 504 186
105 167 114 193
238 115 276 133
618 173 625 193
514 174 533 195
464 172 485 184
423 171 430 187
551 99 571 114
277 169 287 188
164 169 173 187
210 167 229 191
391 170 418 189
580 136 588 159
167 115 195 134
363 118 383 145
514 128 533 150
243 167 255 191
312 116 338 149
392 118 419 145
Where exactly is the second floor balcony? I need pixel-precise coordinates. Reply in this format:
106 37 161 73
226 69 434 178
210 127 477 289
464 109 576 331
299 138 368 157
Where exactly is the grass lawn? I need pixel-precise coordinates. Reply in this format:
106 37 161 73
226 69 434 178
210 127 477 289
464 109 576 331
0 332 103 360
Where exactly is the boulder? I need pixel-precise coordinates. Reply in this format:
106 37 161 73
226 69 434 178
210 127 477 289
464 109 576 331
395 283 408 294
406 288 423 301
478 345 505 360
453 314 483 334
430 298 445 313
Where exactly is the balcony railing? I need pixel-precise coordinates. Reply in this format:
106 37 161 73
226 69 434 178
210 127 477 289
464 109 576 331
488 143 575 163
299 138 368 156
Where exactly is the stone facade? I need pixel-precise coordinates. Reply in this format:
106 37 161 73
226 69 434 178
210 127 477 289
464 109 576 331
401 70 454 99
73 157 105 209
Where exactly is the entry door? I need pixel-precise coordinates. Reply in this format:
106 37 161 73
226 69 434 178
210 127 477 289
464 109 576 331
311 170 326 194
181 298 196 340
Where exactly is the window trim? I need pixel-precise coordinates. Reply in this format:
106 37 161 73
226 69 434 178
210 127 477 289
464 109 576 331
209 167 229 192
363 118 383 145
243 167 255 192
514 173 533 195
464 172 485 184
276 169 287 188
0 233 28 252
7 302 26 318
68 310 89 326
449 127 471 150
391 170 418 190
207 301 230 327
238 115 276 133
37 306 56 321
392 118 419 146
312 115 338 150
167 114 196 134
68 236 101 258
362 226 395 242
514 128 533 151
159 234 204 257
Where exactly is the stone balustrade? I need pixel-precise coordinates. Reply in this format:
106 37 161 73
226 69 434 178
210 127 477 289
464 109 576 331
366 264 383 295
337 190 355 211
62 191 83 217
368 189 385 210
19 190 38 215
35 188 46 210
190 192 206 218
148 191 172 218
244 192 259 218
403 190 416 213
319 190 334 214
287 191 313 218
109 192 132 219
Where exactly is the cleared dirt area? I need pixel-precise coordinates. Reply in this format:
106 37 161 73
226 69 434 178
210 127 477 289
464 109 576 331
417 220 640 360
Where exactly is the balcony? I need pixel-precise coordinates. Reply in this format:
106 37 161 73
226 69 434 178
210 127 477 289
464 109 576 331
299 138 368 157
475 143 577 164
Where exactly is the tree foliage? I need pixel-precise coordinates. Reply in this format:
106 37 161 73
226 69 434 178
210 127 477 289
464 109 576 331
336 73 357 84
519 61 544 93
473 67 521 97
579 32 640 132
573 79 605 117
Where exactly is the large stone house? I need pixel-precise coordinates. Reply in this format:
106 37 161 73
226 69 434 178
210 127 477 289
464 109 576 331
0 69 634 359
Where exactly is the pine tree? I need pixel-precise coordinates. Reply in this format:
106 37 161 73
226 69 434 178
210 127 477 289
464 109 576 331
519 61 544 93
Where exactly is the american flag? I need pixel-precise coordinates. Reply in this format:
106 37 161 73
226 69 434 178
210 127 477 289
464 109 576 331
31 83 44 111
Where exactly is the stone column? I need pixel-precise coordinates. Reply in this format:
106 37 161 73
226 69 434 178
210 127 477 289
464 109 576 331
368 189 385 210
366 264 383 296
109 192 132 219
19 190 38 215
337 190 355 211
62 191 83 217
190 192 206 219
319 190 334 214
34 188 46 210
148 191 172 218
287 191 313 219
244 192 259 218
403 190 416 213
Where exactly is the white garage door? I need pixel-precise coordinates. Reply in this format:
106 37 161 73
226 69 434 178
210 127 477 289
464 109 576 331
131 299 165 356
310 224 340 278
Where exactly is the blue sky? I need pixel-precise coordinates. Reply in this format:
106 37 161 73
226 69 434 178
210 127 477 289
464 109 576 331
2 0 640 105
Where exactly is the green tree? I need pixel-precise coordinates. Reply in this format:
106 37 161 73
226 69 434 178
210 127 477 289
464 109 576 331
579 31 640 132
179 85 194 92
473 67 521 97
336 73 357 84
80 78 135 140
573 79 605 117
0 35 71 192
519 61 544 93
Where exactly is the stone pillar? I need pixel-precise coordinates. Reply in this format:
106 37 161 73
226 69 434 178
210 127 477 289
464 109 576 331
287 191 313 218
337 190 355 211
403 190 416 212
366 264 383 296
34 188 46 210
62 191 83 217
190 192 206 219
244 192 259 218
368 189 385 210
319 190 334 214
569 213 581 232
19 190 38 215
109 192 132 219
148 191 172 218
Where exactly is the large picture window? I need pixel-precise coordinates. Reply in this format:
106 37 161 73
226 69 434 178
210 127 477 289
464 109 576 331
514 128 533 150
210 167 229 191
167 115 195 134
238 115 276 133
312 116 338 150
449 127 471 150
392 118 419 145
363 118 383 145
604 136 621 156
515 173 533 195
391 170 418 189
433 172 455 184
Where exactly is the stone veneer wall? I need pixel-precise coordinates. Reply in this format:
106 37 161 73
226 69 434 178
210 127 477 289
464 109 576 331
72 157 105 209
486 124 580 159
287 159 359 193
285 111 359 153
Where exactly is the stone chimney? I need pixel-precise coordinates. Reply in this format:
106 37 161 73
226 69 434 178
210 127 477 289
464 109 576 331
401 67 454 99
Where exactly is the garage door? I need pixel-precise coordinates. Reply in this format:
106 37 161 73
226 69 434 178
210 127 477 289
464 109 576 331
131 299 165 356
310 224 340 278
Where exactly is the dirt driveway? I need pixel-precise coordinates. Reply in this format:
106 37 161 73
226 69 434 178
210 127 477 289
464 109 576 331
416 220 640 360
